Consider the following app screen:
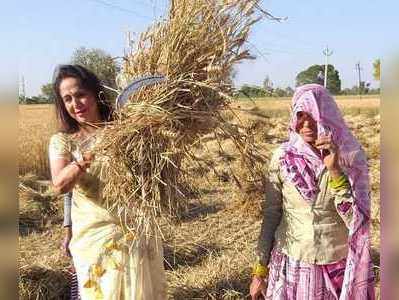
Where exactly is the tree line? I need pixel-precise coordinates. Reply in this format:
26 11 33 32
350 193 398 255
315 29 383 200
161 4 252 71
238 61 380 99
19 47 120 104
19 48 380 104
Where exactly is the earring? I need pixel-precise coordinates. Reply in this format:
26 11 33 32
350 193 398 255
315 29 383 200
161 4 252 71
98 91 107 104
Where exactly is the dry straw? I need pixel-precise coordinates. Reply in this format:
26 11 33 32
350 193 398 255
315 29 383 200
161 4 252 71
95 0 275 238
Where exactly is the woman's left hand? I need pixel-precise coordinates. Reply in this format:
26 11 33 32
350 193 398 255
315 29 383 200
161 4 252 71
315 134 342 178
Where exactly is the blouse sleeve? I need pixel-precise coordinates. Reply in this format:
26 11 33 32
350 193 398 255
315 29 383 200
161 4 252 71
256 148 283 266
48 133 72 162
330 149 368 229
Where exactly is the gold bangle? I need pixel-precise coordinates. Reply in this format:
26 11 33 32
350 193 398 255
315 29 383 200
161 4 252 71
252 262 269 278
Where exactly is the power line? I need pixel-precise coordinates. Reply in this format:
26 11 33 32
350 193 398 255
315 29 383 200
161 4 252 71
245 41 271 62
260 40 315 52
253 18 323 50
243 42 316 60
86 0 153 19
261 45 314 55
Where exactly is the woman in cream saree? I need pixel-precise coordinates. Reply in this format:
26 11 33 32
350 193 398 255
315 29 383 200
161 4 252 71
49 64 166 299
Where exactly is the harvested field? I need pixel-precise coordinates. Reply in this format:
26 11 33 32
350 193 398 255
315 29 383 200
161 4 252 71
232 97 380 118
18 105 57 179
18 98 380 299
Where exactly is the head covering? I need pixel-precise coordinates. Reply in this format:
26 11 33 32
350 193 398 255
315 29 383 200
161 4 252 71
279 84 375 299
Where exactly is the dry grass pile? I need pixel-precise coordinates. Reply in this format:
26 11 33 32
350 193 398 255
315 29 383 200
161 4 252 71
221 118 270 218
19 226 72 300
188 112 286 219
97 0 271 235
19 174 62 235
19 174 70 300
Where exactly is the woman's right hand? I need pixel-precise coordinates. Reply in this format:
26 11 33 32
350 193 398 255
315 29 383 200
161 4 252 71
75 159 91 171
250 275 268 300
82 151 95 164
75 151 95 171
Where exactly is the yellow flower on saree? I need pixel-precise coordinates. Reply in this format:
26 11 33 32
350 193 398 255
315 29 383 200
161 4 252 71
92 264 106 278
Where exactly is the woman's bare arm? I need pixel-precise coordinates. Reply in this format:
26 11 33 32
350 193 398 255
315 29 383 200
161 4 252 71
50 157 89 194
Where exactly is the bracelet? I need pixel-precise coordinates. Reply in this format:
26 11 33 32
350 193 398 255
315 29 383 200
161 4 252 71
70 161 85 172
252 262 269 278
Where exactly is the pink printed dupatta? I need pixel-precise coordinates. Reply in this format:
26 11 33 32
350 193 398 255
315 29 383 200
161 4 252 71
279 84 375 299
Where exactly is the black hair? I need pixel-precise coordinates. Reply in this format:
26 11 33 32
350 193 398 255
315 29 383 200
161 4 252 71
52 64 113 133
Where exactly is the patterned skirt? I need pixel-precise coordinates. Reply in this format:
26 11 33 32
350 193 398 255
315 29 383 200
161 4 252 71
264 249 346 300
66 268 80 300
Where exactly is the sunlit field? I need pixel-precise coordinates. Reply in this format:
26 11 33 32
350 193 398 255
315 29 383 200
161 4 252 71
19 97 380 299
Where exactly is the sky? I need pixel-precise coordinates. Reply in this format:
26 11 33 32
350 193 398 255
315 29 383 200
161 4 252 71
2 0 398 96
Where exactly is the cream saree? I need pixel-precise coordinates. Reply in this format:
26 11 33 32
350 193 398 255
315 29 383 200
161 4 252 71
49 132 167 300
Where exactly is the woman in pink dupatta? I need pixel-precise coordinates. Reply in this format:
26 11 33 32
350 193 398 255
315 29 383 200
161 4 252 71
250 84 375 299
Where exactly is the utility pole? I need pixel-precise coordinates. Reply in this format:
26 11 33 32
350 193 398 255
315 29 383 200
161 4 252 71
355 62 362 96
20 75 26 103
322 45 333 88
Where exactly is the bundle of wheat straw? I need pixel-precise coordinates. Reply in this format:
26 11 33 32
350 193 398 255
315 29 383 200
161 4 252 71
96 0 272 237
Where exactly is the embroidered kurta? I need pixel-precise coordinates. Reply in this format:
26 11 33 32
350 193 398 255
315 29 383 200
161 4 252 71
257 146 354 266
